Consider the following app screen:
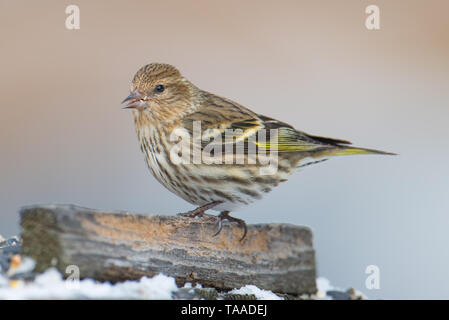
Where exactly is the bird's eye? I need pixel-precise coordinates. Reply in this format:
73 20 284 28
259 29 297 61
155 84 165 93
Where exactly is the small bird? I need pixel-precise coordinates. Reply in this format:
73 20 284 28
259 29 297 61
123 63 394 240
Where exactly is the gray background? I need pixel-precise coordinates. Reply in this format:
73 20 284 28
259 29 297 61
1 0 448 299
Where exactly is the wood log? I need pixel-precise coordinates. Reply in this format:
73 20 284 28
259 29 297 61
20 204 316 295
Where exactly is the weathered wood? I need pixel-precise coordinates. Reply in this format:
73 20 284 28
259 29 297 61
20 204 316 295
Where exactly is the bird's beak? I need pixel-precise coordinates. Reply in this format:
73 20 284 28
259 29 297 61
122 90 143 109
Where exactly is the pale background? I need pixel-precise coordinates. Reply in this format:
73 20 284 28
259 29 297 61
1 0 448 299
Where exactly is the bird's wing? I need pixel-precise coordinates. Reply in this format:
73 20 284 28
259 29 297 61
181 92 344 153
255 115 354 152
182 92 392 157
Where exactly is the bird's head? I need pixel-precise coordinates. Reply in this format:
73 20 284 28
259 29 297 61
122 63 198 123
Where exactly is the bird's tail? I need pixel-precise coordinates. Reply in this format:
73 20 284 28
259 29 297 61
330 146 397 156
294 146 395 169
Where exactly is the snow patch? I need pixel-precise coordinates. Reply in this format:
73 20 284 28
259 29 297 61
316 277 335 295
230 285 282 300
0 268 177 300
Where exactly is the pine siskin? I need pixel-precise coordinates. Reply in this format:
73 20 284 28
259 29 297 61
122 63 394 240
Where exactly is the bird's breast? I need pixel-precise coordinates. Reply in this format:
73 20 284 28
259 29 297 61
134 122 295 211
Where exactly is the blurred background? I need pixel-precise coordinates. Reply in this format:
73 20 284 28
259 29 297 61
0 0 448 299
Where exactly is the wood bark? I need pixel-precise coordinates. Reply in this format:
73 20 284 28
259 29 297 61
20 204 316 295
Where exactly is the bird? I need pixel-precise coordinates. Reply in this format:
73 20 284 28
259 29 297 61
122 63 394 241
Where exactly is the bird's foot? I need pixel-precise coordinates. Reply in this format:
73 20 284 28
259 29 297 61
177 201 222 219
213 211 248 241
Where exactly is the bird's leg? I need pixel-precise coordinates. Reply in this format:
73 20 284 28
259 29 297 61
213 211 248 241
177 201 223 218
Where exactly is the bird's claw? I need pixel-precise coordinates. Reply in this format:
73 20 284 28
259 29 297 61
213 218 223 237
213 211 248 241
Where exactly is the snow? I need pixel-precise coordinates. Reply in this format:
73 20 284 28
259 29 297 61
316 277 335 298
0 267 285 300
230 285 283 300
0 268 177 300
0 264 351 300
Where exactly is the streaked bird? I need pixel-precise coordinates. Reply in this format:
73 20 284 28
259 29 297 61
123 63 394 240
